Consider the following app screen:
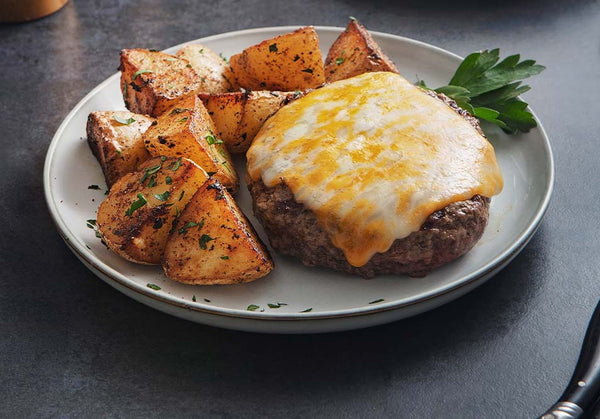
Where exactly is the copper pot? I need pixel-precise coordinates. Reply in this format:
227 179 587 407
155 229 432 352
0 0 69 22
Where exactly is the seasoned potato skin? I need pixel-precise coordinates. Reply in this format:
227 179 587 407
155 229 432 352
324 20 399 83
96 157 209 264
162 178 273 284
176 44 238 93
142 95 239 192
87 110 154 188
200 90 303 153
229 26 325 91
120 49 201 117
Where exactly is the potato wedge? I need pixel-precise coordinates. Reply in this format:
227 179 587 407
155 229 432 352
120 49 201 117
87 110 154 188
229 26 325 91
175 44 237 93
200 90 303 153
97 156 209 264
162 178 273 284
324 19 399 83
142 95 239 191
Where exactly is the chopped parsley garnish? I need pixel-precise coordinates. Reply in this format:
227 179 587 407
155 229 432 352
219 52 228 63
178 190 185 201
132 69 153 80
204 298 211 303
147 175 157 188
176 116 189 123
205 133 223 145
113 115 136 125
125 193 147 216
199 48 204 54
300 308 312 313
88 184 101 190
301 68 313 74
116 148 123 158
246 304 259 311
140 163 161 183
165 176 172 185
220 256 229 260
192 295 197 302
198 234 215 250
335 56 345 65
293 54 300 61
186 63 192 68
368 298 385 304
178 220 202 235
269 43 278 52
160 156 167 162
169 157 182 171
418 48 545 134
268 302 287 309
146 283 161 290
169 108 191 115
154 190 170 201
86 219 96 229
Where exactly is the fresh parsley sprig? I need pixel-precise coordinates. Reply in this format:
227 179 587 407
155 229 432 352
419 48 545 134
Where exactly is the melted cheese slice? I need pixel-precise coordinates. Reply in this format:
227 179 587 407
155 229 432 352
247 72 503 267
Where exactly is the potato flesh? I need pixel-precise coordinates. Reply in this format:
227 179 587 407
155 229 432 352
176 44 237 93
96 156 208 264
324 20 399 83
142 95 239 192
230 26 325 91
87 110 154 188
162 178 274 284
120 49 201 117
200 90 302 153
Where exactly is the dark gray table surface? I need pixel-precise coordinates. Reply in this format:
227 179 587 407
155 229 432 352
2 0 599 417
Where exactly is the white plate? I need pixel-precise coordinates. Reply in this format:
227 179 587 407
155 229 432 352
43 26 554 333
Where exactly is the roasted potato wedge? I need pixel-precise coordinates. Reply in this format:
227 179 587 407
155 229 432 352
229 26 325 91
200 90 303 153
142 95 239 191
120 49 201 117
87 110 154 188
324 19 399 83
175 44 237 93
97 156 209 264
162 178 273 284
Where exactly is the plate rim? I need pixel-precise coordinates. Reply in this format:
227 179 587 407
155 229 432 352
43 25 555 322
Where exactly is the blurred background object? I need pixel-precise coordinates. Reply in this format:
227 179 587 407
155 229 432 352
0 0 69 23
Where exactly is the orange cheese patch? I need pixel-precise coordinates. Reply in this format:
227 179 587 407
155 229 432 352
247 72 503 267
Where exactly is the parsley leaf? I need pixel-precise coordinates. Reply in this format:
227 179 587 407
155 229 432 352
132 69 153 80
125 193 147 216
113 115 136 125
420 49 545 134
154 190 170 201
198 234 215 250
247 304 259 311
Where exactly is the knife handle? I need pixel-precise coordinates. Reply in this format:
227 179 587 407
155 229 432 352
540 300 600 418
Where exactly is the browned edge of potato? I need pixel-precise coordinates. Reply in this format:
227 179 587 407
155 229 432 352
142 95 239 192
87 110 154 188
120 49 201 117
200 90 303 153
176 44 238 93
162 178 274 284
324 19 399 83
229 26 325 91
96 156 208 264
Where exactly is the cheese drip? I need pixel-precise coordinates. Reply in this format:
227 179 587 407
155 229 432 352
247 72 503 267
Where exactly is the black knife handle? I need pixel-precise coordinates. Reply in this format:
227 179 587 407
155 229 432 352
540 300 600 418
